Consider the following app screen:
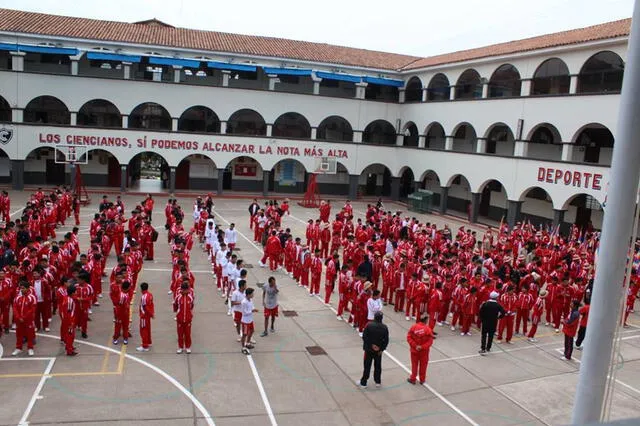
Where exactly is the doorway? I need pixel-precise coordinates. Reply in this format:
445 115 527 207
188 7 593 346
365 173 376 195
46 159 65 185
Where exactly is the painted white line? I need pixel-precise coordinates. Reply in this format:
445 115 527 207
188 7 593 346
0 357 56 361
215 213 265 254
144 268 213 274
287 213 308 225
0 342 3 358
18 357 56 426
27 332 216 426
247 354 278 426
10 207 25 218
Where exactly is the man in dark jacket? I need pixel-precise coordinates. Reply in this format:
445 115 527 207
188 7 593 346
356 255 373 282
359 311 389 388
478 291 505 355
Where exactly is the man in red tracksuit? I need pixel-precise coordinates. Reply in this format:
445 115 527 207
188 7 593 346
427 282 443 331
319 223 331 260
137 282 155 352
527 289 548 342
0 269 13 333
310 249 323 296
76 272 94 339
515 287 534 335
497 286 518 343
324 254 338 304
113 281 131 345
12 281 37 356
263 231 282 272
60 285 78 356
394 263 408 312
336 265 349 319
174 283 195 354
406 314 434 385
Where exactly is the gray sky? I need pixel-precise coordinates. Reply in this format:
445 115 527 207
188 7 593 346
1 0 634 57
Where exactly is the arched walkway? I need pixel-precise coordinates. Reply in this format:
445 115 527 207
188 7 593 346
489 64 521 97
485 124 515 156
404 77 423 102
176 154 217 190
0 95 11 122
0 147 10 184
573 124 614 165
128 151 170 192
129 102 171 130
519 187 556 230
316 116 353 142
362 120 396 145
562 193 604 231
424 123 446 150
224 156 264 191
78 99 122 128
420 170 442 209
178 106 220 133
24 96 70 125
76 149 121 187
578 51 624 94
270 158 307 193
316 162 350 196
446 174 472 217
226 109 266 136
399 167 415 198
452 123 477 153
426 73 450 101
455 69 482 99
359 164 392 196
272 112 311 139
477 179 508 222
24 146 69 185
525 123 563 161
402 122 419 147
531 58 570 95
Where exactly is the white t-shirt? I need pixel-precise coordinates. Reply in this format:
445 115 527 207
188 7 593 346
367 297 382 320
231 290 244 313
241 298 254 324
225 228 238 244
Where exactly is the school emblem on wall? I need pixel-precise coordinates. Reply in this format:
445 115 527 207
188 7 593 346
0 127 13 145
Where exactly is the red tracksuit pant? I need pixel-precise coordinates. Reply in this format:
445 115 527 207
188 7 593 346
410 349 430 383
428 310 439 330
461 313 473 334
527 314 541 338
35 302 50 330
113 312 130 340
0 300 10 329
177 321 192 349
394 290 405 312
498 315 515 341
310 275 321 295
140 316 152 348
77 307 89 334
61 320 75 354
324 284 333 304
515 308 530 334
337 295 347 316
16 321 35 349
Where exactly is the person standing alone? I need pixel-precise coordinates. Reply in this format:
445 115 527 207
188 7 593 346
562 300 581 360
478 291 505 355
359 311 389 388
406 314 434 385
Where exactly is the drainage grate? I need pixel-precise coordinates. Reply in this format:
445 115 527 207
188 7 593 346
282 310 298 317
243 264 253 269
306 346 327 356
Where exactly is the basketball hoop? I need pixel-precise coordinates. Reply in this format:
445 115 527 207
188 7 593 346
54 144 91 205
312 156 337 175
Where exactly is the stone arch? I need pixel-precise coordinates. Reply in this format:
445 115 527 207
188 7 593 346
226 109 267 136
424 122 446 150
488 64 521 98
270 158 308 193
75 149 122 187
475 179 509 222
484 123 515 156
402 121 419 147
578 51 624 94
404 76 423 102
316 115 353 142
426 73 450 101
23 146 69 185
78 99 122 128
24 95 70 125
445 174 472 216
129 102 171 131
359 163 393 196
451 122 477 153
518 186 556 230
531 58 570 95
0 95 11 122
399 166 415 198
363 120 396 145
178 106 221 133
126 151 171 191
272 112 311 139
175 153 218 190
560 193 604 231
222 155 264 192
525 123 563 161
572 123 615 165
316 161 350 196
455 69 482 99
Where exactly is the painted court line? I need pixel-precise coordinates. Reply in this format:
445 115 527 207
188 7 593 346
18 357 56 426
247 354 278 426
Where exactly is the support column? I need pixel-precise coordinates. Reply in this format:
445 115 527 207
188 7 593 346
348 174 359 200
449 86 456 100
169 167 176 194
312 76 321 95
444 136 454 151
481 82 489 99
268 74 278 91
11 160 24 190
70 59 79 76
469 192 481 223
476 138 487 153
418 136 426 149
173 65 182 83
390 177 401 201
506 200 522 230
220 121 227 134
262 170 270 196
439 186 448 214
421 88 428 102
70 112 77 126
553 209 565 230
353 131 362 143
12 108 23 123
561 143 574 161
520 79 532 96
122 115 128 128
123 62 132 80
120 165 127 192
152 71 162 82
311 128 317 139
172 118 179 132
222 70 231 87
266 124 273 137
10 51 25 71
355 82 367 99
396 134 404 146
69 164 76 191
398 88 406 103
514 141 527 157
217 168 224 195
569 75 578 94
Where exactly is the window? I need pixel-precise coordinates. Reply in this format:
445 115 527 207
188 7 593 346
278 75 300 84
532 58 570 95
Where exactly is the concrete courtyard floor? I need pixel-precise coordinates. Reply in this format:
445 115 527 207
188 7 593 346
1 191 640 426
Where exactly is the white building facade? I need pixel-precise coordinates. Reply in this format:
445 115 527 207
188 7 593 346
0 9 628 231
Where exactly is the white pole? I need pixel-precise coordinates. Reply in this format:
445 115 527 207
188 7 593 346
572 3 640 423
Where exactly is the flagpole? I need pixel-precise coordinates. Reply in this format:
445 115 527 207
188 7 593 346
572 2 640 423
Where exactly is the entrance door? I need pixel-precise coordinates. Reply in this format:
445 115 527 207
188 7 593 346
46 160 65 185
175 160 190 190
365 174 376 195
479 186 491 217
223 168 232 190
107 156 121 187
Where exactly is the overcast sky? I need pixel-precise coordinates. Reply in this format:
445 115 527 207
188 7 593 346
1 0 635 57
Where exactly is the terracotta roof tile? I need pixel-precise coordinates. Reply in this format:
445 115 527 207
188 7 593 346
0 8 631 72
402 18 631 70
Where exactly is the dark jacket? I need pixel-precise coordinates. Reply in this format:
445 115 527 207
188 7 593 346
479 300 506 330
357 260 373 282
362 320 389 353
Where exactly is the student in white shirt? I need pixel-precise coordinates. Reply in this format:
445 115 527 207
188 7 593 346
231 280 247 341
240 288 259 355
225 224 238 251
367 289 383 321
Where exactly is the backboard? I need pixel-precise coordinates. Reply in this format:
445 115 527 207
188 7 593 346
54 144 88 164
312 156 337 174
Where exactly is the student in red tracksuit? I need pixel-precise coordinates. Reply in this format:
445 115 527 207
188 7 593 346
404 273 418 320
76 272 94 339
12 282 37 356
299 247 311 288
0 270 13 332
262 231 281 271
394 263 408 312
60 285 78 356
515 287 534 335
451 280 469 330
319 223 331 260
427 282 443 331
324 254 338 304
174 283 195 354
136 282 155 352
497 286 518 343
562 301 581 360
113 281 131 345
406 314 434 385
310 250 323 296
527 290 548 342
336 266 349 319
461 287 478 335
32 269 51 331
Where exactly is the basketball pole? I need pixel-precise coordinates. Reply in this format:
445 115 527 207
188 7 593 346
572 2 640 423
